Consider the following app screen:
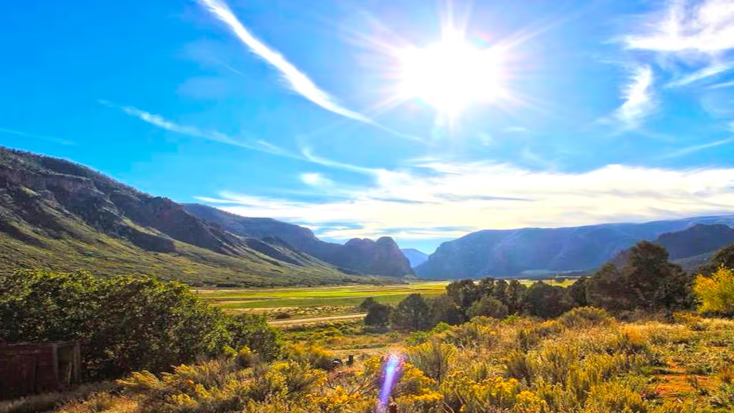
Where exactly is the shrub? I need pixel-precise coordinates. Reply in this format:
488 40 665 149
693 266 734 316
407 339 457 384
558 307 613 329
284 343 336 370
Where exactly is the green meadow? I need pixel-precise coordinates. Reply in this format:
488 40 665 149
196 279 575 311
196 281 449 310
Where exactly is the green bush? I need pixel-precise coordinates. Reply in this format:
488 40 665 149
0 270 281 380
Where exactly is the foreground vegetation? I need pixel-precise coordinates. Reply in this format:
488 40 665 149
7 310 731 413
3 240 734 412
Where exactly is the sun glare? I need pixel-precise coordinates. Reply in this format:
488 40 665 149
398 36 504 116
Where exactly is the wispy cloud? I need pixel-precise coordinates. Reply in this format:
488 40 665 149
666 60 734 87
709 80 734 89
612 65 656 128
104 101 296 158
300 146 380 175
612 0 734 129
196 0 372 124
659 136 734 159
199 161 734 241
0 127 75 145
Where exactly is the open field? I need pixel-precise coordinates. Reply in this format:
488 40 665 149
196 279 576 316
196 281 449 311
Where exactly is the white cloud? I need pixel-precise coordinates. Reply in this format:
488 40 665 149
624 0 734 54
199 162 734 241
300 172 334 187
613 65 656 128
196 0 372 124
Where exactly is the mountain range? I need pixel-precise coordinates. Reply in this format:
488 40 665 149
416 217 734 278
0 147 411 286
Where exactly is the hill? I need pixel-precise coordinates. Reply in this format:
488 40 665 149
401 248 429 268
0 147 386 286
416 216 734 278
609 224 734 272
184 204 413 277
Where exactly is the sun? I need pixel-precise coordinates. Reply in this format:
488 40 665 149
398 36 504 116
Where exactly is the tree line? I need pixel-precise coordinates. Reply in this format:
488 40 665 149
365 240 734 331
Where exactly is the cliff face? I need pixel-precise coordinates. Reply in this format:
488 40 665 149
0 147 370 286
184 204 414 277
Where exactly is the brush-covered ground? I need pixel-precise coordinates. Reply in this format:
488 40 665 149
7 309 734 413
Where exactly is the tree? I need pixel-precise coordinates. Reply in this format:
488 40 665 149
446 279 481 309
429 294 465 325
624 241 690 310
522 282 575 318
391 294 433 331
467 296 509 319
364 303 392 327
567 276 589 307
505 280 528 314
586 263 630 311
358 297 378 311
693 266 734 316
587 242 693 312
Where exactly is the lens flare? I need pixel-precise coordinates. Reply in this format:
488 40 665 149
377 353 403 412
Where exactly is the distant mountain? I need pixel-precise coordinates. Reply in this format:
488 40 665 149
184 204 414 277
611 224 734 272
401 248 429 268
0 146 384 286
657 224 734 260
416 217 734 279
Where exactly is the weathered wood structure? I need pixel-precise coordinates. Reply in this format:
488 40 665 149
0 341 81 399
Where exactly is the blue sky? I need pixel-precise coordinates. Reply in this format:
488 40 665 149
2 0 734 253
